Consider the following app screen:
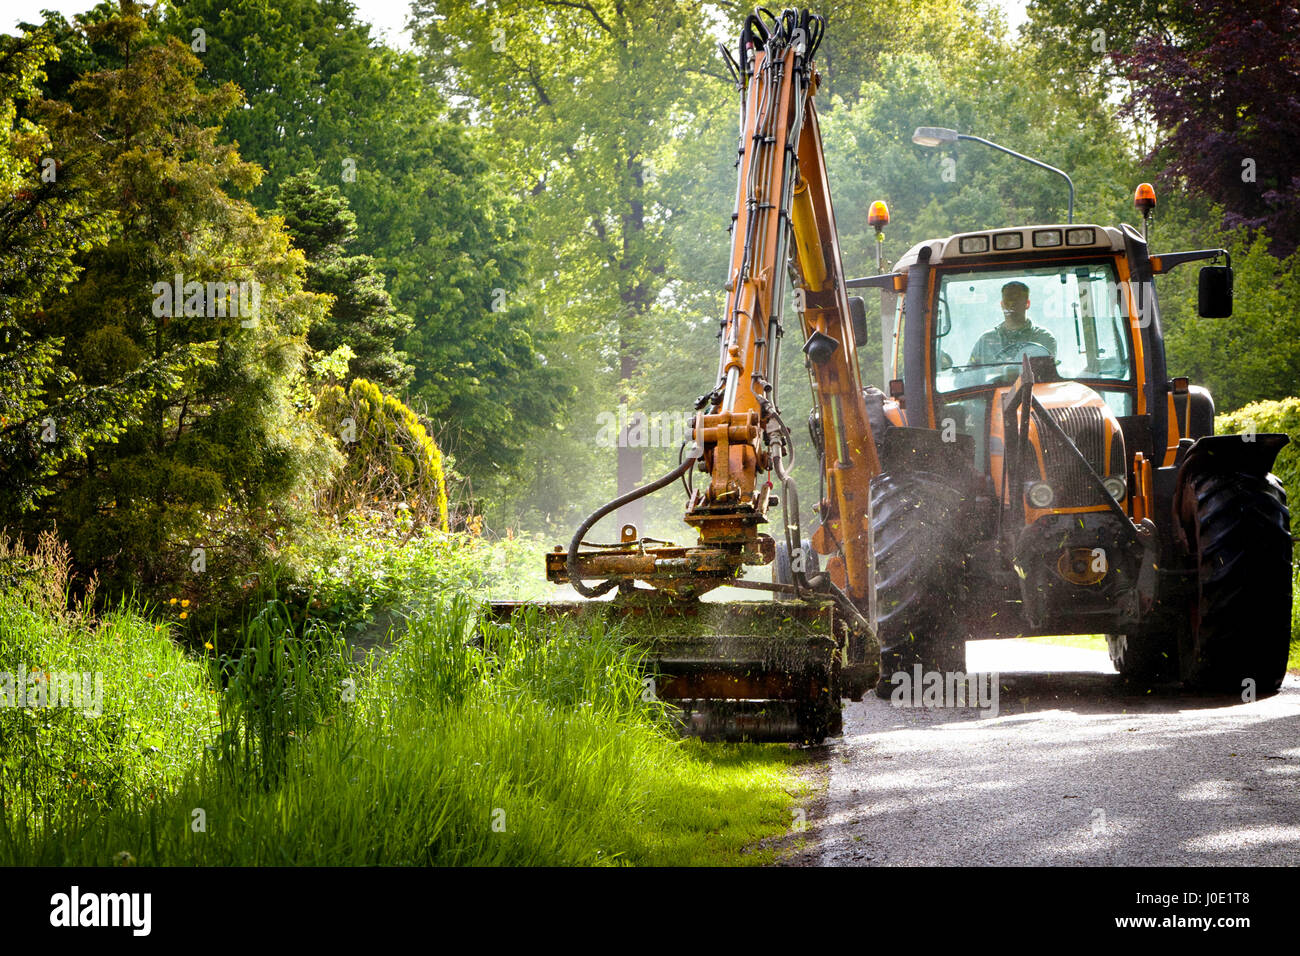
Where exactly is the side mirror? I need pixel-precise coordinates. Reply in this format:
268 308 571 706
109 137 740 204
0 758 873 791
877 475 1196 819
1198 265 1233 318
848 295 869 348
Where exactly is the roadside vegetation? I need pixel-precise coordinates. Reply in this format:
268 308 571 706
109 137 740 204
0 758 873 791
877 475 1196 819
0 535 805 866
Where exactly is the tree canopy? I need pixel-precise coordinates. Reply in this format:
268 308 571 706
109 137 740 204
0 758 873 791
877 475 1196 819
3 0 1297 566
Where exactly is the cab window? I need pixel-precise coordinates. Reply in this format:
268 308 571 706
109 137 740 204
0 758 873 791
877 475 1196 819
934 262 1133 394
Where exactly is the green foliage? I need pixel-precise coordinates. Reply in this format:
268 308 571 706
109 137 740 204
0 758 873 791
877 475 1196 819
19 8 338 591
812 0 1002 105
277 516 549 636
1025 0 1193 105
412 0 725 526
160 0 570 488
275 171 413 388
315 378 449 532
1164 231 1300 412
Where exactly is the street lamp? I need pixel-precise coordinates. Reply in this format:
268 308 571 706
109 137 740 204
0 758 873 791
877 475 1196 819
911 126 1074 224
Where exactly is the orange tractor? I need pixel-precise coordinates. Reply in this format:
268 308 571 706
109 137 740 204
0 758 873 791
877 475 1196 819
500 7 1292 742
852 202 1290 699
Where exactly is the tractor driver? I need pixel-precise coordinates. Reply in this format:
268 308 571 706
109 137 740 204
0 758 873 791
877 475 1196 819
969 280 1058 366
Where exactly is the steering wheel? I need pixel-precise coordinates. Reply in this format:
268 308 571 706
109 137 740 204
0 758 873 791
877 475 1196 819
994 341 1052 363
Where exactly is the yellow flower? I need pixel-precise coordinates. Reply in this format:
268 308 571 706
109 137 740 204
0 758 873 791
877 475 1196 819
169 598 177 605
204 641 213 650
179 611 188 620
181 599 190 608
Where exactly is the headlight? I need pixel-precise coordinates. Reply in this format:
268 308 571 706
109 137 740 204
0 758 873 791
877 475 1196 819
1027 481 1054 509
1102 476 1126 500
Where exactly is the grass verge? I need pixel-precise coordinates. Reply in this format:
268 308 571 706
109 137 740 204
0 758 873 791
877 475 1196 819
0 590 802 865
1023 634 1108 651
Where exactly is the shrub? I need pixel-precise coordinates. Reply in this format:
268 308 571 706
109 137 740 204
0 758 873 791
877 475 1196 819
275 514 551 637
315 378 449 531
1216 397 1300 652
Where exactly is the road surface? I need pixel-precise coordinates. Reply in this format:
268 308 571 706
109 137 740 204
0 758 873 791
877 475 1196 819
795 639 1300 866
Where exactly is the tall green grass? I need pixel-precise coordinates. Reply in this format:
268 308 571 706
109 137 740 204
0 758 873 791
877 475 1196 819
210 599 355 791
0 591 803 865
0 595 216 819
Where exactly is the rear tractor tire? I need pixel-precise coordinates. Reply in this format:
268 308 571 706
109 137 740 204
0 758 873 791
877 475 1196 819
871 471 969 699
1180 470 1292 696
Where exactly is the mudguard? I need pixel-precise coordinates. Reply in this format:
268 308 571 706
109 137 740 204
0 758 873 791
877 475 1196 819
1172 433 1290 545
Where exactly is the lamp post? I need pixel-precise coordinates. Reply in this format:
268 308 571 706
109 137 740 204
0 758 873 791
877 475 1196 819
912 126 1075 224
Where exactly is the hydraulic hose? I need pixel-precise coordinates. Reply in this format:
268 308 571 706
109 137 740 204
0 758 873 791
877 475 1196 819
566 457 696 598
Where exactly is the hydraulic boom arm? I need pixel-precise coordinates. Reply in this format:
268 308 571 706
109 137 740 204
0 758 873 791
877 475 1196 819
552 8 878 615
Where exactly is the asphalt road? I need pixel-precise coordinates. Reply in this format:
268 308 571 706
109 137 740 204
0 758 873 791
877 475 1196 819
802 639 1300 866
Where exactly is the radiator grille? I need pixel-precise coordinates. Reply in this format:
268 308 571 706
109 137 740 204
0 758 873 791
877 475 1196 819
1032 405 1117 507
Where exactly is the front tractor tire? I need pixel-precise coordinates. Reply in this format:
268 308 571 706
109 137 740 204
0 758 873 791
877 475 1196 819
1106 628 1177 687
1180 470 1292 696
871 471 969 698
773 537 818 586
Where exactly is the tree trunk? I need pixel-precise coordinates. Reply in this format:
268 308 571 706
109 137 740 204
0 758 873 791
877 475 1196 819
616 326 644 532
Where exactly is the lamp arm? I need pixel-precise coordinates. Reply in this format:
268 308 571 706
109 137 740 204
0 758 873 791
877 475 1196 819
957 134 1075 224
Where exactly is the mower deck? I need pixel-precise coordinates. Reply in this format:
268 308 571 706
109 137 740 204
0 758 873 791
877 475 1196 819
486 597 870 743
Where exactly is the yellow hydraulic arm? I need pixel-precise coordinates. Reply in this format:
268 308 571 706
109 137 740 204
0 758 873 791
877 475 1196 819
536 7 878 739
685 7 879 603
553 8 877 619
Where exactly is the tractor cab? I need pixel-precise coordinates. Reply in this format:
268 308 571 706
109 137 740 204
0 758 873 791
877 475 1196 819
890 226 1138 499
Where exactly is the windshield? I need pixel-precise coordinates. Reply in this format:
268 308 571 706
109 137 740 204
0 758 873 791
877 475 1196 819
933 262 1132 393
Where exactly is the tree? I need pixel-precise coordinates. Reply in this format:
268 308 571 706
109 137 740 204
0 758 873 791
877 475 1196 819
810 0 998 106
1120 0 1300 256
160 0 569 491
25 3 337 590
1025 0 1193 100
275 171 413 389
411 0 730 531
0 24 189 523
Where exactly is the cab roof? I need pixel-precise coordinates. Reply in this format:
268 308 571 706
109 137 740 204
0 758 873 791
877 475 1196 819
890 224 1126 272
